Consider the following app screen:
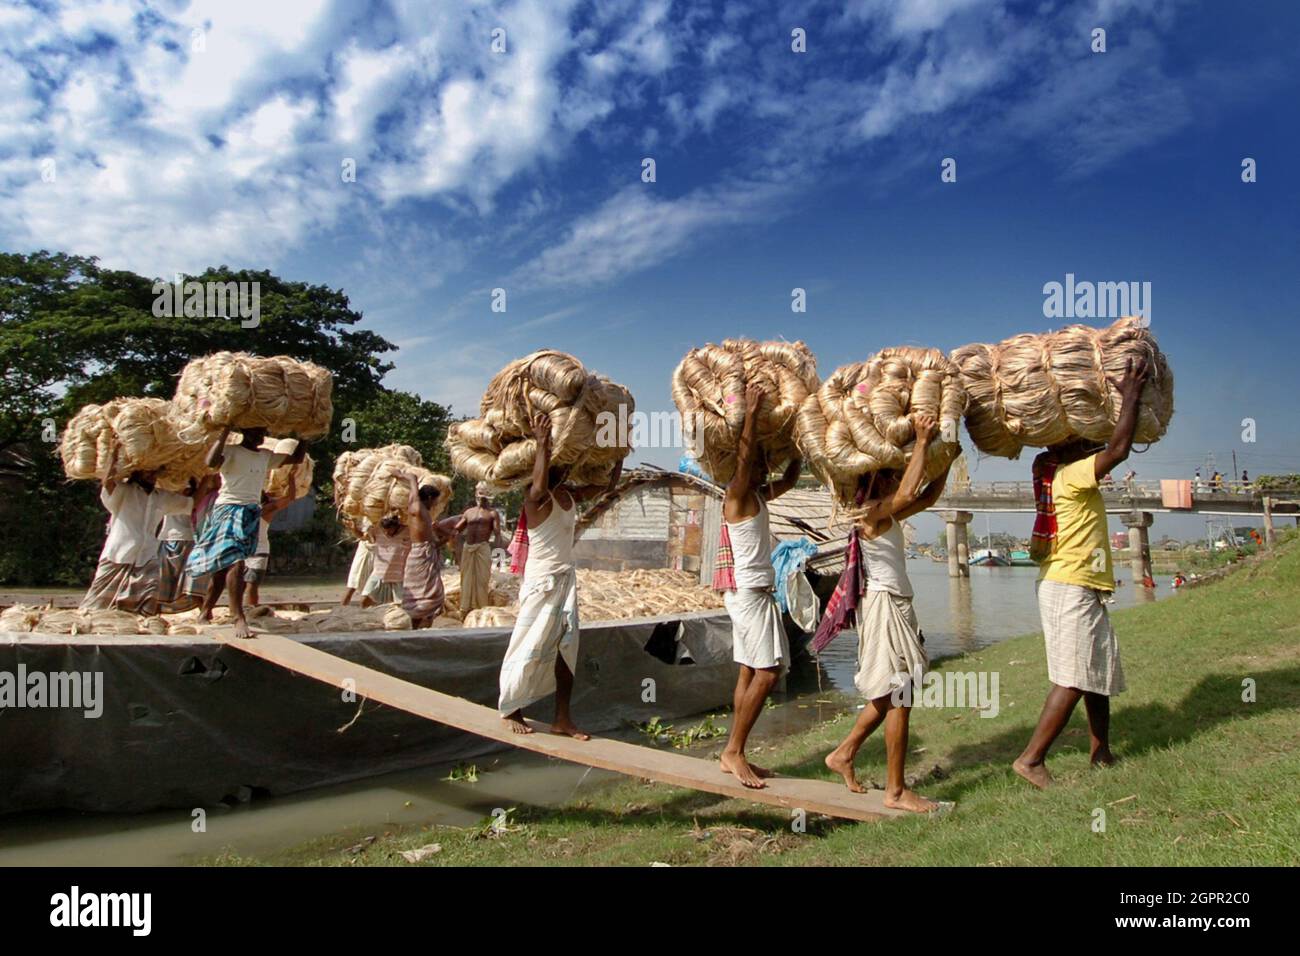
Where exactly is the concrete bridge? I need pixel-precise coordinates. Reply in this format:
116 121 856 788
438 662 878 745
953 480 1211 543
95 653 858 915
933 479 1300 580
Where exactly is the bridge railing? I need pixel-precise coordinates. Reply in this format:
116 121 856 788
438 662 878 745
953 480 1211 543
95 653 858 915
941 479 1300 501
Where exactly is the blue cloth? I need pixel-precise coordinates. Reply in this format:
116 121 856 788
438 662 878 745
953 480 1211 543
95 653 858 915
185 503 261 578
771 537 819 612
678 454 707 479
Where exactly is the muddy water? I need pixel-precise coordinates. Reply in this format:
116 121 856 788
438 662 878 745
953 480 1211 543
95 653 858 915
0 561 1168 866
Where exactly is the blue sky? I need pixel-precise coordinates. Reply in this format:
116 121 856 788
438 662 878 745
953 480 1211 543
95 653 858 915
3 0 1298 539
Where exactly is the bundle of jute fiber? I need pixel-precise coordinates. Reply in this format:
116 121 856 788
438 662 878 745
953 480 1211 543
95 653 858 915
462 607 517 629
333 444 452 526
261 439 314 499
173 352 333 440
445 350 634 491
796 346 966 509
60 398 211 491
950 317 1175 459
671 339 819 484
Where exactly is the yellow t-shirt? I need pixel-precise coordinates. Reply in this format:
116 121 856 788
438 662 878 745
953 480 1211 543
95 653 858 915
1038 454 1114 591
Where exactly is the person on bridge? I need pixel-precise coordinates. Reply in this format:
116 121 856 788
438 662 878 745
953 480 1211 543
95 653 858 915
821 412 952 813
1014 357 1149 790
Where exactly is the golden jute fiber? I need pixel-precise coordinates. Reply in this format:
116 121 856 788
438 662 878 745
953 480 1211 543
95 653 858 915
332 444 451 527
173 352 333 439
797 346 965 508
446 350 634 491
671 339 819 484
60 397 210 492
950 317 1174 459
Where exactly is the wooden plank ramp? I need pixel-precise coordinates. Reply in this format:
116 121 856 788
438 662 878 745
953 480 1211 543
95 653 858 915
215 631 904 823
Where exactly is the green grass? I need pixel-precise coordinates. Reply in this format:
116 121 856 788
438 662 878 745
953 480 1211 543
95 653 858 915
206 531 1300 867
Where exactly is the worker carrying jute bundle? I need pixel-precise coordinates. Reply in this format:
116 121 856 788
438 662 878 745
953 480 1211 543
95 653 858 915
332 443 452 529
445 349 634 492
671 339 819 484
949 316 1174 459
796 346 966 511
184 424 310 639
173 351 334 441
795 346 963 813
60 397 210 493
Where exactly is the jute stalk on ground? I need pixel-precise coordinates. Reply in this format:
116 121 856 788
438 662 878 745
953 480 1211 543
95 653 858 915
446 350 634 491
672 339 819 484
797 346 965 508
951 316 1174 459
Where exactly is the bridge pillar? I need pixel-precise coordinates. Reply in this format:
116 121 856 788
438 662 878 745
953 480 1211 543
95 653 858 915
1122 511 1155 588
1262 496 1276 547
940 511 973 578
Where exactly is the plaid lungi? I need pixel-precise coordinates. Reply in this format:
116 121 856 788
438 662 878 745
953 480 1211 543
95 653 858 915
185 503 261 579
80 559 160 615
1037 579 1125 695
158 541 198 609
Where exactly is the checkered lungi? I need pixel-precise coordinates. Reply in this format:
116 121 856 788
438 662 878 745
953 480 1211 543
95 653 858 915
185 503 261 579
1037 578 1126 695
80 559 160 615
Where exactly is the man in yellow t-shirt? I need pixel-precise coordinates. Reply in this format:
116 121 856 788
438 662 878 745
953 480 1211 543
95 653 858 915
1014 357 1149 790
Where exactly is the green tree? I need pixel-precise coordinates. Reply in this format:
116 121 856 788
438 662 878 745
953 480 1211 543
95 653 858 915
0 249 469 585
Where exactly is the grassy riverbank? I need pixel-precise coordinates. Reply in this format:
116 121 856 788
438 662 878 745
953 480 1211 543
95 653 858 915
211 531 1300 867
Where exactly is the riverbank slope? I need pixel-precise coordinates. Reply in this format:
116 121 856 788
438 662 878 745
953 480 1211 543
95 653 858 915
213 532 1300 867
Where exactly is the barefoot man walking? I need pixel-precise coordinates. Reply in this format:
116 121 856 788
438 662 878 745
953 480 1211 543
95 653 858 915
498 412 621 738
822 414 952 813
717 384 802 789
402 474 464 628
1013 357 1150 788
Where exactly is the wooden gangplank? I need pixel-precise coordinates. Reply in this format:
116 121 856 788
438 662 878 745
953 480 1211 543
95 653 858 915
214 631 904 823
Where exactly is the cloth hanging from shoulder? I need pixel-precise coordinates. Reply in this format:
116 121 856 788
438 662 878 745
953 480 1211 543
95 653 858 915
771 537 819 612
712 522 736 592
1029 451 1058 564
811 529 863 654
508 509 529 576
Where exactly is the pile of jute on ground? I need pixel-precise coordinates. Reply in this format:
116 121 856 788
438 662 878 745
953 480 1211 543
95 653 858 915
444 568 723 627
672 339 819 484
797 346 966 508
445 350 634 491
173 352 334 440
950 316 1175 459
60 397 211 492
333 443 451 527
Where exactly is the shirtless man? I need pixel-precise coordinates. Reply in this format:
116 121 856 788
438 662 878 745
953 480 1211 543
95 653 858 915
456 483 503 613
403 474 465 628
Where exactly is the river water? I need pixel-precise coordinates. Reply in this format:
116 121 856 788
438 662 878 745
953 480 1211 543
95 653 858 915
0 561 1170 866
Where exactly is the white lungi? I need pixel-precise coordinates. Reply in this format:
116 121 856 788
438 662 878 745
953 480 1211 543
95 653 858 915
347 539 375 590
497 568 580 716
724 587 789 672
854 589 927 700
1037 579 1125 695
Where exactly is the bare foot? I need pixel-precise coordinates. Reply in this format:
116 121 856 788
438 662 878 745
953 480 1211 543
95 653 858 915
825 751 866 793
550 718 590 741
198 609 213 623
232 618 252 640
719 751 766 789
883 788 939 814
503 711 534 735
1012 757 1052 789
1091 749 1117 769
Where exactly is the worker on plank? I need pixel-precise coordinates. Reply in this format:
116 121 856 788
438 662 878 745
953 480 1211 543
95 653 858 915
498 411 621 738
715 384 802 789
